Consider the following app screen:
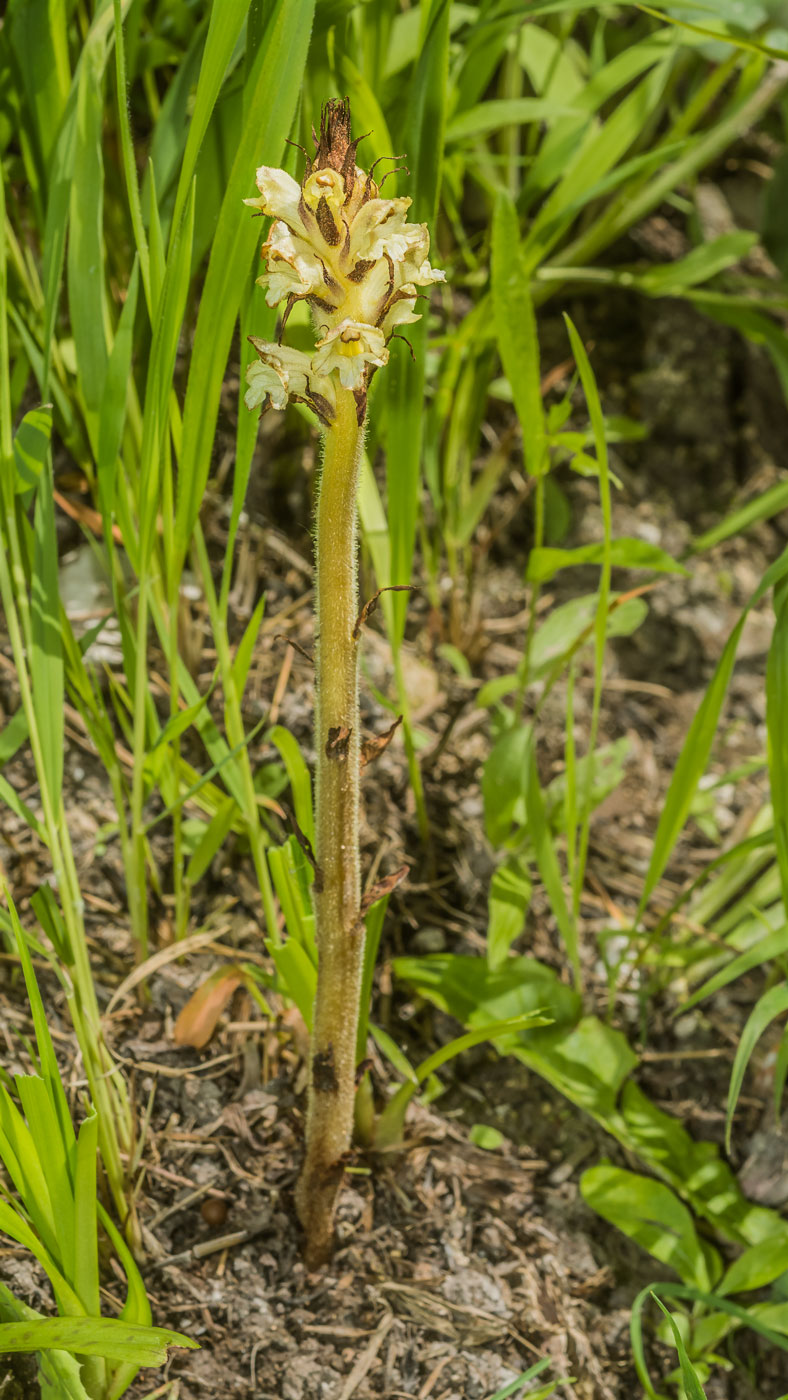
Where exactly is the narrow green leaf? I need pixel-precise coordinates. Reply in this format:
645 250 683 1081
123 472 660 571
768 575 788 913
381 0 450 646
185 798 239 889
174 0 315 566
726 983 788 1152
266 937 317 1029
72 1113 99 1318
12 406 52 496
30 439 64 811
168 0 251 255
67 28 108 416
231 593 266 698
97 258 140 533
268 725 314 847
639 545 788 917
492 192 545 478
652 1296 708 1399
525 733 581 989
0 1317 196 1364
447 96 582 141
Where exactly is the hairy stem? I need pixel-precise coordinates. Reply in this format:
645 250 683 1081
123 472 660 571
295 387 364 1267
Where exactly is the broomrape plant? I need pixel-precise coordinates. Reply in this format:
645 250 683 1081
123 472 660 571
244 98 444 1267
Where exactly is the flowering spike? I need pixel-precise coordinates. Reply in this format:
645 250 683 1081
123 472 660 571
244 98 446 1271
243 97 444 425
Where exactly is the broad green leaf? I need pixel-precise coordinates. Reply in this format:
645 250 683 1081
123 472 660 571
719 1235 788 1298
393 953 580 1046
486 856 532 970
527 538 688 584
72 1115 99 1330
5 0 70 181
267 836 315 957
482 725 530 846
581 1164 720 1290
469 1124 505 1151
4 884 73 1151
529 594 648 683
375 1012 552 1148
16 1076 75 1279
370 1024 419 1084
631 1282 788 1400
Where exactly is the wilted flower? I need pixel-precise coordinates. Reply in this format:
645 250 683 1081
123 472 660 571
244 98 444 424
245 338 336 425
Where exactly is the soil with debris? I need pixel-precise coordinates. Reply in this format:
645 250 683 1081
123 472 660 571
2 192 788 1400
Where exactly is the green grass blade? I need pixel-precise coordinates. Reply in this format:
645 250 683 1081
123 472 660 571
268 724 314 847
173 0 315 568
638 546 788 918
2 882 73 1152
767 574 788 914
382 0 450 645
72 1112 99 1318
5 0 70 188
168 0 250 255
67 26 108 421
97 257 140 534
492 192 545 479
525 732 581 990
726 983 788 1152
30 421 64 814
563 317 612 918
693 480 788 554
652 1295 708 1399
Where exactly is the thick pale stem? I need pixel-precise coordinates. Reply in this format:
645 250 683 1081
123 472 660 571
295 388 364 1267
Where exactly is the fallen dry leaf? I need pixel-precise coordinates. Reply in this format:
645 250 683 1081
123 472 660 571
173 965 247 1049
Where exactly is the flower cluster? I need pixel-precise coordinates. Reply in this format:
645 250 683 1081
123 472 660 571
244 99 444 425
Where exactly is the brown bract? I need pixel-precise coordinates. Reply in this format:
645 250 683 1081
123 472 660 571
306 96 369 211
